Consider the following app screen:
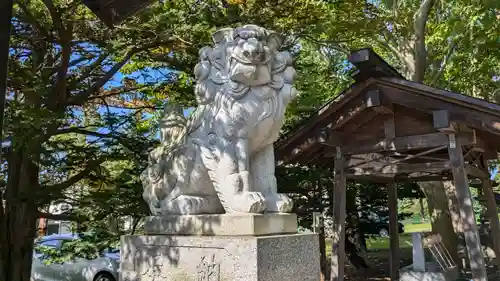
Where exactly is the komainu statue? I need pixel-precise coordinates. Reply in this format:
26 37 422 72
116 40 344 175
141 25 298 215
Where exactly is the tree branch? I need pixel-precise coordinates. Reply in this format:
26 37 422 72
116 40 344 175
412 0 435 82
42 0 64 34
89 102 160 111
68 55 96 68
67 38 175 105
67 52 134 107
54 23 73 107
72 52 110 84
430 40 456 86
40 156 110 192
47 128 140 153
67 40 175 108
37 211 80 221
375 35 414 79
18 1 50 38
148 52 194 73
53 127 113 138
86 85 150 101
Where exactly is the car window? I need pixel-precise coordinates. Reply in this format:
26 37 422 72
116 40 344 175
39 239 62 249
34 239 62 255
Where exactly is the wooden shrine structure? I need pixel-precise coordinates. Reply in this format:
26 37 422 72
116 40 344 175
274 48 500 281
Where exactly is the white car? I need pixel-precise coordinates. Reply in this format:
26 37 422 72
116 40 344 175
31 234 119 281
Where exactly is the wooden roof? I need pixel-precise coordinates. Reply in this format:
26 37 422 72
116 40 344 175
275 49 500 183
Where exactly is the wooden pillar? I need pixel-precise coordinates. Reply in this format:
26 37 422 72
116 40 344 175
330 147 346 281
447 133 487 281
480 164 500 275
316 179 328 280
388 181 400 280
314 211 328 279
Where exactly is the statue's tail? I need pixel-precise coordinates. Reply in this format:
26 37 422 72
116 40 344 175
159 104 188 146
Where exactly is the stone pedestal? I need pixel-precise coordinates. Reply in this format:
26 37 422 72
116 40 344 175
144 213 298 236
120 214 321 281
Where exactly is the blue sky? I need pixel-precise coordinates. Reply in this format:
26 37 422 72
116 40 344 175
89 65 193 140
105 67 193 116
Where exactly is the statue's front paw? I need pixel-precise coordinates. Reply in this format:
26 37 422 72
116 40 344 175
264 193 294 213
239 171 252 192
159 195 205 215
228 192 266 213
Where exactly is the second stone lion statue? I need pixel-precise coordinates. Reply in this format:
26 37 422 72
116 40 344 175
140 25 298 215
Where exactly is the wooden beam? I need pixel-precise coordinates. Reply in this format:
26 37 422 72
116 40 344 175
389 146 447 164
432 111 493 157
345 173 453 183
274 79 376 158
304 150 324 166
465 164 489 180
381 78 500 117
395 174 452 182
329 89 392 131
348 49 404 82
366 89 393 114
480 171 500 276
470 131 497 159
349 161 451 176
347 153 395 168
342 132 475 155
345 174 394 183
278 131 323 164
342 108 379 133
330 147 346 281
447 133 487 281
365 89 382 107
384 113 396 139
433 109 454 132
388 181 400 280
330 103 367 130
379 82 500 136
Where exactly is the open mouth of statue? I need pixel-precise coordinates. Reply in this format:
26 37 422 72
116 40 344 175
229 63 271 86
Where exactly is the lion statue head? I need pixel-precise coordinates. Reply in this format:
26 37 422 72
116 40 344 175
193 25 297 106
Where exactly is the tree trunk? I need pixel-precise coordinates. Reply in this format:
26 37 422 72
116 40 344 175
419 197 426 221
0 0 14 279
1 149 39 281
407 0 461 267
345 185 369 271
419 181 461 267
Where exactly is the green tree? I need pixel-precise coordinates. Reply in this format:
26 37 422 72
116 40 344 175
2 0 376 279
2 0 172 278
283 0 498 268
4 0 498 280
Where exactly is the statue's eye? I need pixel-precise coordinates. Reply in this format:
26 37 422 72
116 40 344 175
243 50 250 57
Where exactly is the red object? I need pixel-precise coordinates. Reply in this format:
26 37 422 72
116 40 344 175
38 218 47 236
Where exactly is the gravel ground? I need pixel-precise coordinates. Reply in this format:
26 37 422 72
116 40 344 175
343 248 413 281
339 248 498 281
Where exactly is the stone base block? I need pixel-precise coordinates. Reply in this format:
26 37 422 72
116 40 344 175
400 263 459 281
144 213 298 236
120 233 320 281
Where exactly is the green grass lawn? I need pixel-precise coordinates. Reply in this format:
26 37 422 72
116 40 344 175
324 223 433 254
325 234 413 255
366 234 413 250
404 223 431 233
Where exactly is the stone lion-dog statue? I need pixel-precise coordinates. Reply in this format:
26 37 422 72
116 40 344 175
141 25 298 215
